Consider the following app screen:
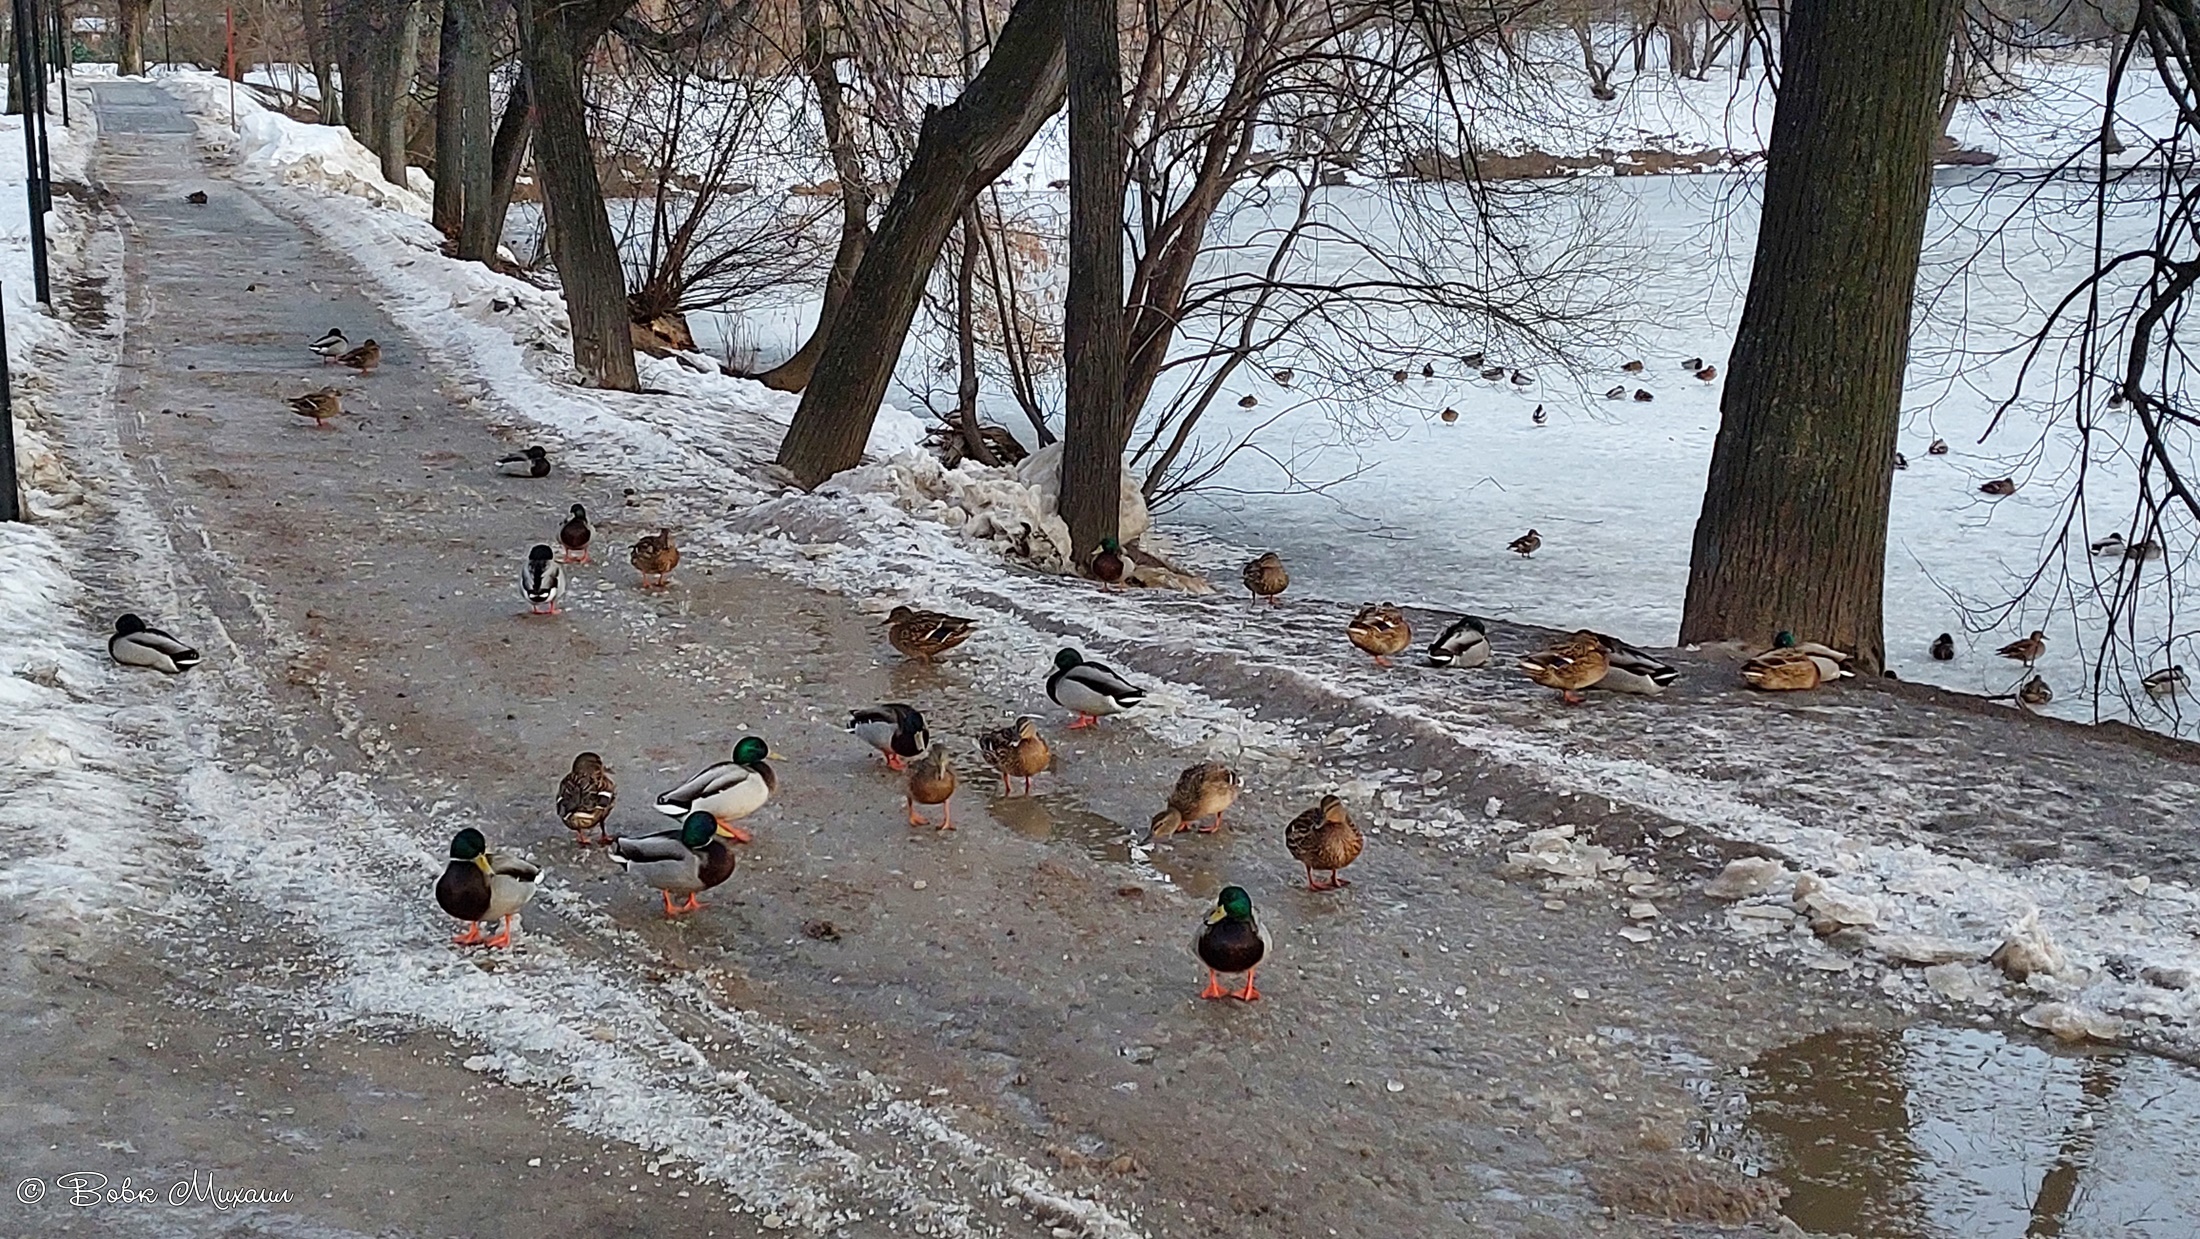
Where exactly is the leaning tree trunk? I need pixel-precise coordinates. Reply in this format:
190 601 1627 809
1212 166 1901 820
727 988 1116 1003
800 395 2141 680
1678 0 1957 673
755 0 873 391
117 0 151 74
485 73 531 254
776 0 1068 487
516 0 639 390
1056 0 1127 561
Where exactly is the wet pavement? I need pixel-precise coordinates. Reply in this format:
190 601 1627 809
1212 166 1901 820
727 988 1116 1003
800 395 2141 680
5 78 2197 1239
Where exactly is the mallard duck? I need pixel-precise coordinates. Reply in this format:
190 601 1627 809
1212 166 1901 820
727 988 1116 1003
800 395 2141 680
848 704 927 771
1694 365 1719 381
1928 438 1950 455
1682 356 1704 370
1930 632 1955 661
1195 885 1268 1001
335 339 381 372
1893 452 1909 471
1980 477 2017 496
1742 647 1841 691
1585 631 1677 695
2019 675 2053 708
1150 762 1239 835
435 827 541 946
607 812 721 917
979 715 1051 795
1091 537 1126 590
1347 603 1412 666
1440 407 1459 423
1620 359 1644 373
1426 615 1491 668
654 736 776 843
1242 552 1289 607
1998 630 2046 666
1531 405 1547 425
1510 370 1534 386
1461 351 1486 367
1391 369 1409 383
2127 538 2163 562
1421 362 1436 379
1047 648 1145 727
1632 389 1654 403
2089 533 2126 557
520 544 563 615
1479 366 1507 381
498 446 551 478
1508 529 1541 558
1272 368 1295 385
905 743 957 830
558 504 592 563
1237 394 1258 409
1519 630 1609 705
887 605 976 661
309 327 347 357
1604 384 1628 400
1285 794 1363 891
186 189 209 205
630 528 679 588
556 751 617 845
109 613 200 673
2145 665 2187 698
286 388 341 428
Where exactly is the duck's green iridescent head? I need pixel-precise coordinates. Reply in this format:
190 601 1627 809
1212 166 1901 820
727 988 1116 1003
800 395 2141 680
1054 648 1084 671
733 735 771 765
1774 630 1797 648
448 827 487 861
1212 885 1255 922
1100 536 1120 553
680 812 719 848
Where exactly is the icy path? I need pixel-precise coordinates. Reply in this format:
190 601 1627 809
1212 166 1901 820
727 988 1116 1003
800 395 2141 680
7 78 1880 1239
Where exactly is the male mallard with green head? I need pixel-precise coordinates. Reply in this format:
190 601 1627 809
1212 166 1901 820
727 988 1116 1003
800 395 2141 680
1195 886 1269 1001
654 736 776 843
608 812 728 917
1091 537 1126 590
109 613 200 674
435 827 541 947
848 704 928 772
1047 648 1146 728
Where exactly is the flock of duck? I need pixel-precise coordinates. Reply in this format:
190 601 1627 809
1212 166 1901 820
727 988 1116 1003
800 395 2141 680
101 329 2187 1000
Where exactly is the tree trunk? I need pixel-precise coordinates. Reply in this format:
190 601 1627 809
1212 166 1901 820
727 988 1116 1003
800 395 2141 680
1056 0 1126 560
754 0 872 391
335 0 374 146
952 207 998 465
516 0 638 390
299 0 341 123
1678 0 1956 673
433 0 493 255
379 0 422 187
117 0 151 74
776 0 1068 487
485 73 531 254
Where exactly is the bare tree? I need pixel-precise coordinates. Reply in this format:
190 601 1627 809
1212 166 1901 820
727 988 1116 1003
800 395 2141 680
1680 0 1959 672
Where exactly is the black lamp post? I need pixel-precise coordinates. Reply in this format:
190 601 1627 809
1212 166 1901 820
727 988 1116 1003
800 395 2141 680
10 0 48 304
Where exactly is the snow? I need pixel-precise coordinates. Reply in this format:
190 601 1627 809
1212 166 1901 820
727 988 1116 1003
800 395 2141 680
140 60 2200 1067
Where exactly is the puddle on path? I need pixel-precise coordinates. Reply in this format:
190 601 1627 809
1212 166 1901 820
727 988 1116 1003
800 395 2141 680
980 787 1229 892
1694 1024 2200 1238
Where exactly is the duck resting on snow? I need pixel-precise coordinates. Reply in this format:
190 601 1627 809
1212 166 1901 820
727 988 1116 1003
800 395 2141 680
1347 603 1413 666
1426 615 1491 669
498 446 552 478
109 613 201 674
